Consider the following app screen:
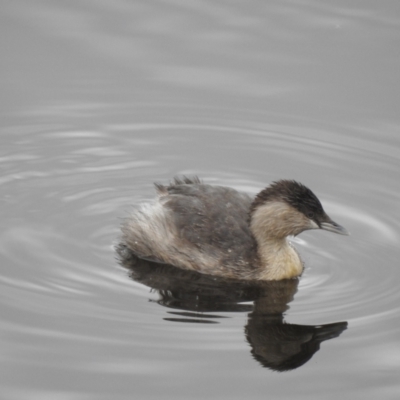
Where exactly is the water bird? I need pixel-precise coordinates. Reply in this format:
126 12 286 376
120 177 348 280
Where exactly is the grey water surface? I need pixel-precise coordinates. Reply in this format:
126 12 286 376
2 1 400 399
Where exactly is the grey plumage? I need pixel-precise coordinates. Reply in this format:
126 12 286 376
120 177 347 280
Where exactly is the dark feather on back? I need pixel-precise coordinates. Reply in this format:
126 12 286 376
158 176 258 272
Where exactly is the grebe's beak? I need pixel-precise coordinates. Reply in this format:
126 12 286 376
320 217 349 235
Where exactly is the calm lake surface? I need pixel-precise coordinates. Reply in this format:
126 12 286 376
2 1 400 399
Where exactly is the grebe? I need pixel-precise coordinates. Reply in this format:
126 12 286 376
120 177 348 280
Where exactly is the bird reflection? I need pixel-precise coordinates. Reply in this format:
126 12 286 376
117 244 347 371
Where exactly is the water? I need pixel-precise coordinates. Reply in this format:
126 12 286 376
2 1 400 399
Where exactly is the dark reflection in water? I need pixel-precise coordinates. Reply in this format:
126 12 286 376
117 244 347 372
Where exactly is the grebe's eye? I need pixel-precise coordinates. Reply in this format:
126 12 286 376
307 212 314 219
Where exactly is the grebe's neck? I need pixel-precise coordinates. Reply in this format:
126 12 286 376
250 201 304 280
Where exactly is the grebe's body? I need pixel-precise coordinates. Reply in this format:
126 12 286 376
121 177 347 280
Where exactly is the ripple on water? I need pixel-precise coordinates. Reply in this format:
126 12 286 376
2 116 400 382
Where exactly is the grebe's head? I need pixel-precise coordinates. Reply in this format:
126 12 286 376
250 180 348 238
